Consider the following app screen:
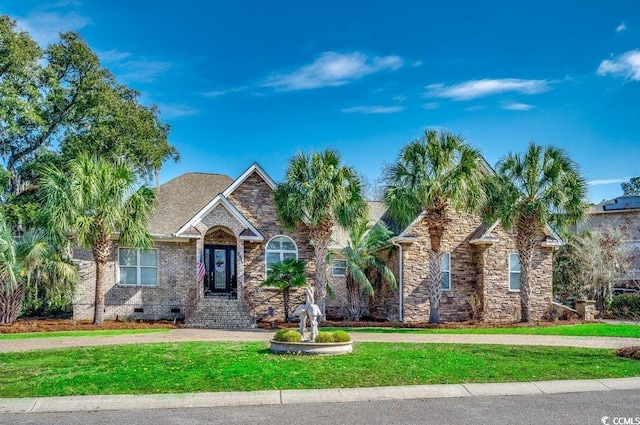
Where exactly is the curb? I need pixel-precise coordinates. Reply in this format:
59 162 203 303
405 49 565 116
2 377 640 414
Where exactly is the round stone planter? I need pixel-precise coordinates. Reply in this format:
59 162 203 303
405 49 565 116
269 340 353 355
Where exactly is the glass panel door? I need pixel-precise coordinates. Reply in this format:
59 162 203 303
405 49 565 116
213 248 227 292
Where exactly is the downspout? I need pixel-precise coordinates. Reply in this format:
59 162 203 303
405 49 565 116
391 239 403 322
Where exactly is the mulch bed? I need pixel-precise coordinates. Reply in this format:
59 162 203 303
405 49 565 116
256 317 583 330
0 318 180 334
2 316 583 334
617 346 640 360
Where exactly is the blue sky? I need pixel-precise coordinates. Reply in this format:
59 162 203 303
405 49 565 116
3 0 639 202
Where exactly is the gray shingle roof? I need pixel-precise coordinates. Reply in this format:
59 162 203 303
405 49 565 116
147 172 233 235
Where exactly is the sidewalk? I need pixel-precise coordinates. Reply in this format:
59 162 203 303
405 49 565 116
3 377 640 414
2 328 640 414
1 328 640 352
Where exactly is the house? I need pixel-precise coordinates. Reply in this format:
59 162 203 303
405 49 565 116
576 196 640 288
72 163 561 326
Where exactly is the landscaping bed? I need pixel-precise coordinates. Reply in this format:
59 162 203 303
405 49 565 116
0 318 180 334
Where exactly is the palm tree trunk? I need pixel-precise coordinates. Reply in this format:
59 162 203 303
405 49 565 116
0 283 24 325
94 260 106 325
92 236 111 325
346 275 360 321
283 288 290 322
516 215 538 323
427 216 445 324
428 249 442 323
310 222 332 321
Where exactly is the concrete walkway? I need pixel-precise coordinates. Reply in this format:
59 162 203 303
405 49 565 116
3 378 640 414
2 328 640 414
1 328 640 353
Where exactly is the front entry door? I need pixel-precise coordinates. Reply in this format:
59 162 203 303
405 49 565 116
204 245 236 295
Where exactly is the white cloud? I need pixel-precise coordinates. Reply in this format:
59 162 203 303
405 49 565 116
588 178 630 186
392 95 407 102
616 23 627 32
203 86 247 97
464 105 487 112
95 49 170 83
422 102 439 110
156 104 199 119
412 61 423 67
15 11 89 46
97 49 132 63
597 50 640 81
501 101 535 111
341 105 404 114
263 51 403 91
425 78 551 101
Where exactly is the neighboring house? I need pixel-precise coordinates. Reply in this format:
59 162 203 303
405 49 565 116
73 163 562 326
576 196 640 288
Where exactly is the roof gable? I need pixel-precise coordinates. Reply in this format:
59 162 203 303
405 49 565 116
222 162 276 197
176 194 263 241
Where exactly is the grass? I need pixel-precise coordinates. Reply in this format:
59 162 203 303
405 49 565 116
321 323 640 338
0 328 170 340
1 341 639 397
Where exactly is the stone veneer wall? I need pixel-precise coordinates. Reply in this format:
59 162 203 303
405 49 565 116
227 172 315 320
401 212 481 322
379 211 554 323
479 225 553 321
73 240 196 320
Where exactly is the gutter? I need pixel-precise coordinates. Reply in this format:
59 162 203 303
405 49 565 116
391 238 404 323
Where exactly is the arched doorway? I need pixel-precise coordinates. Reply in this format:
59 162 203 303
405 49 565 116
203 226 237 298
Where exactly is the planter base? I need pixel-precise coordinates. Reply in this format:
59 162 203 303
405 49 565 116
269 340 353 355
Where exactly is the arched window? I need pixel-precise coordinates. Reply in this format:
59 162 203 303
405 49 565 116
265 235 298 273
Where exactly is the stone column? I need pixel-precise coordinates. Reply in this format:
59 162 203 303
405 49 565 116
575 300 597 321
236 238 245 301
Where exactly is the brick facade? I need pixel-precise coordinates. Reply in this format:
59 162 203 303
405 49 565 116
72 166 555 326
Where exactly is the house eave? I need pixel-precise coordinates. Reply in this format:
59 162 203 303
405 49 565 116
469 238 498 245
390 236 418 244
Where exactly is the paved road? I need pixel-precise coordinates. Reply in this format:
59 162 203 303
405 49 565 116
1 328 640 352
1 390 638 425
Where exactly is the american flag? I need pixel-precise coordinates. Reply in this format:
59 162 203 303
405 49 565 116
197 253 206 282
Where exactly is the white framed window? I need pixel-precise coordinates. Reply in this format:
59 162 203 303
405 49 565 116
440 252 451 290
509 253 521 291
332 259 347 276
265 235 298 274
118 248 158 286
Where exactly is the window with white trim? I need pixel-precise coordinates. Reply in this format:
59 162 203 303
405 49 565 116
509 253 521 291
265 235 298 274
440 252 451 290
332 259 347 276
118 248 158 286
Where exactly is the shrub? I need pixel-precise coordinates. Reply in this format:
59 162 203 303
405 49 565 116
332 330 351 342
608 294 640 319
273 329 302 342
314 331 335 343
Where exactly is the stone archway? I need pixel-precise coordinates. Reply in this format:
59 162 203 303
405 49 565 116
203 226 238 297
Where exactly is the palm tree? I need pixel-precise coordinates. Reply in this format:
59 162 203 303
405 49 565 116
483 143 588 322
385 130 484 323
40 154 156 324
0 219 77 325
274 149 367 318
338 219 397 321
262 258 307 321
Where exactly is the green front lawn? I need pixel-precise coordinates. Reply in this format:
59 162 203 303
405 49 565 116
0 328 170 340
1 341 639 398
322 323 640 338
